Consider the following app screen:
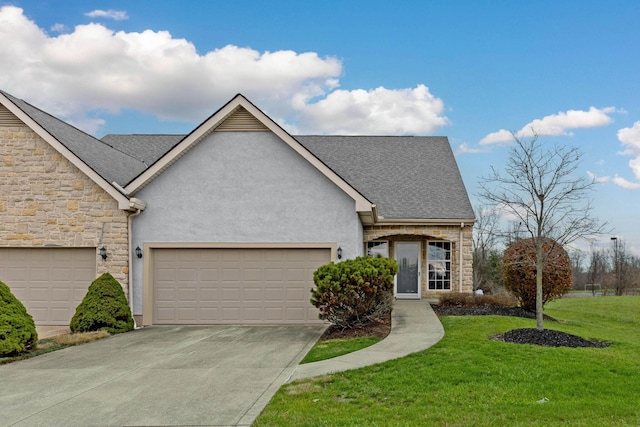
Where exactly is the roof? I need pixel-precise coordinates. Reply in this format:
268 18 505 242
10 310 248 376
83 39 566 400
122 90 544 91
101 134 183 166
1 90 146 186
101 133 475 220
296 136 475 220
118 95 374 218
1 90 474 220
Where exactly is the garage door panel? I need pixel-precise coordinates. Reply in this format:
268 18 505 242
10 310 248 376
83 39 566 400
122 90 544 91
0 248 95 325
286 288 306 301
222 268 241 281
222 287 241 301
264 287 284 301
152 247 329 324
177 287 197 301
243 287 262 301
199 268 219 281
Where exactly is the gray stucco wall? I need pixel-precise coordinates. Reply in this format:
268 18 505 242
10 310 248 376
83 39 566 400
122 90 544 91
131 131 364 314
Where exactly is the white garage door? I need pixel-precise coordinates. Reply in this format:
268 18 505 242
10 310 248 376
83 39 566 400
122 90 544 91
0 248 96 325
153 247 331 324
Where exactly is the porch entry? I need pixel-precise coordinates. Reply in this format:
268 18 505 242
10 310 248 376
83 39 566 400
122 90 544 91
395 242 421 299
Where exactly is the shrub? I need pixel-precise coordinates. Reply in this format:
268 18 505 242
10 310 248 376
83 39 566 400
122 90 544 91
70 273 134 334
438 292 516 308
0 280 38 356
310 256 398 329
502 238 572 311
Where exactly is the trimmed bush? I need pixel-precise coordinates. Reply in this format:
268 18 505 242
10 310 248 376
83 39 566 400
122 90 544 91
502 238 572 311
70 273 134 334
438 292 516 308
0 280 38 356
310 256 398 329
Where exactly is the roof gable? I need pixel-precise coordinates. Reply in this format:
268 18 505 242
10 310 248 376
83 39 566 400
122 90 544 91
123 94 374 215
0 90 140 210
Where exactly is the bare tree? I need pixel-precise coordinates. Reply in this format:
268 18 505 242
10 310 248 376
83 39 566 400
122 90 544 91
472 205 501 291
587 245 607 295
569 249 587 290
610 238 637 296
479 132 608 330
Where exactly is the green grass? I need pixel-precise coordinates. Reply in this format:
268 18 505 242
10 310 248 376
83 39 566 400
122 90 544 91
300 336 383 364
255 296 640 426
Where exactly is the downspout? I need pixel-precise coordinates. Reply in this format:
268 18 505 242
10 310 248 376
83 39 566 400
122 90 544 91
113 182 145 328
128 208 142 328
459 222 464 293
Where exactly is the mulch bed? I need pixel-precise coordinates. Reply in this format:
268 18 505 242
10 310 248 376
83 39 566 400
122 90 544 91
432 305 610 348
495 328 610 348
319 313 391 341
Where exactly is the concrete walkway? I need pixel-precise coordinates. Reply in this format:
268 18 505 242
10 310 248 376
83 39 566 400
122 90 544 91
289 299 444 381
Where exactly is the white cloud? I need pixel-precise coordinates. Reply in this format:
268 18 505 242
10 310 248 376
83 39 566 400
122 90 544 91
0 6 448 136
586 171 610 183
456 142 486 155
480 107 618 145
85 9 129 21
614 121 640 188
294 85 448 135
50 23 67 33
612 175 640 190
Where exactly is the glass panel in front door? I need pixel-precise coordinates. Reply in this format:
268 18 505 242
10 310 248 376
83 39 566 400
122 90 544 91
396 242 419 295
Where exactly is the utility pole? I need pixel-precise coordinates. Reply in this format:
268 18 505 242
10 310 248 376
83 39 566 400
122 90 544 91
611 237 619 295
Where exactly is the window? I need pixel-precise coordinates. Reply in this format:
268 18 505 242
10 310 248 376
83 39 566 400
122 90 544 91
366 241 389 257
428 241 451 290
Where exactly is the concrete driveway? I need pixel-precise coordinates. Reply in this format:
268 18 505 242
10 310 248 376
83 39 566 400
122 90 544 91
0 325 325 427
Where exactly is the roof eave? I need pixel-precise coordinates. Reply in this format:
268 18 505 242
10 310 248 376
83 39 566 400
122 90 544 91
0 93 132 210
374 217 476 225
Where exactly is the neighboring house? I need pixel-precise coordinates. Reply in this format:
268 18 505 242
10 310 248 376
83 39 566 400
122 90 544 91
0 90 475 327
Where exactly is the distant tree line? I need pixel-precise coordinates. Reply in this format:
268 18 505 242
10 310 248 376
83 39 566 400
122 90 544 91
473 213 640 297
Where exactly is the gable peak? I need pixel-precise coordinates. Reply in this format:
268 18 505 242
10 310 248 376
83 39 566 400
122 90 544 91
215 106 269 132
0 102 25 127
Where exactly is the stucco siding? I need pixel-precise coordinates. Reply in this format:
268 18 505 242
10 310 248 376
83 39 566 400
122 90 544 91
132 131 363 314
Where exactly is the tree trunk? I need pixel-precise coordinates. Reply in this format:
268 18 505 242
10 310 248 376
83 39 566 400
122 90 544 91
536 239 544 330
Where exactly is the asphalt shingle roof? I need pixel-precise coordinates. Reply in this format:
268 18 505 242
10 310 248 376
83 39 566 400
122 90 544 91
91 133 474 220
2 89 474 220
296 136 475 220
101 134 183 166
1 91 146 186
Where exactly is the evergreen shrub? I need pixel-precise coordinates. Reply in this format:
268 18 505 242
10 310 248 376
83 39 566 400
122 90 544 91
0 280 38 356
310 256 398 329
70 273 134 334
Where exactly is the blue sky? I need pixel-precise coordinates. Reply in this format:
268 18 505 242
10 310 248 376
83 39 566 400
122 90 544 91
2 0 639 255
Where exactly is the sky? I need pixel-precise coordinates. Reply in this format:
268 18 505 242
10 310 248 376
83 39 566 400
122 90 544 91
1 0 639 256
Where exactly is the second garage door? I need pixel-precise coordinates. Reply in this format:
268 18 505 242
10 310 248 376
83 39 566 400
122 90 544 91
152 247 331 325
0 247 96 325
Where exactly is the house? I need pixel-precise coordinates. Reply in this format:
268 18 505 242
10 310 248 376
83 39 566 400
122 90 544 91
0 90 475 327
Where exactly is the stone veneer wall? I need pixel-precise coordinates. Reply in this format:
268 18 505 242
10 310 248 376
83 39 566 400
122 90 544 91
0 126 130 289
364 223 473 296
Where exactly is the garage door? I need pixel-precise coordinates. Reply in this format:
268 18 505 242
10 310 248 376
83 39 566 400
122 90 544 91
153 247 331 324
0 248 96 325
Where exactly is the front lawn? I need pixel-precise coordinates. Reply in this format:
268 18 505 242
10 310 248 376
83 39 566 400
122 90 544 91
255 296 640 426
300 336 383 364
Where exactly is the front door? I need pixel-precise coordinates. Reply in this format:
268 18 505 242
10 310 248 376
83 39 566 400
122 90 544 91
395 242 420 299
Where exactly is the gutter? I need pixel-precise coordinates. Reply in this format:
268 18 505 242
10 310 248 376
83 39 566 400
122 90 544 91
117 195 147 329
459 222 464 293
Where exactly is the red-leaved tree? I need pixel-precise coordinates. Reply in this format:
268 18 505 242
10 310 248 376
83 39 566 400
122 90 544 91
503 237 572 311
